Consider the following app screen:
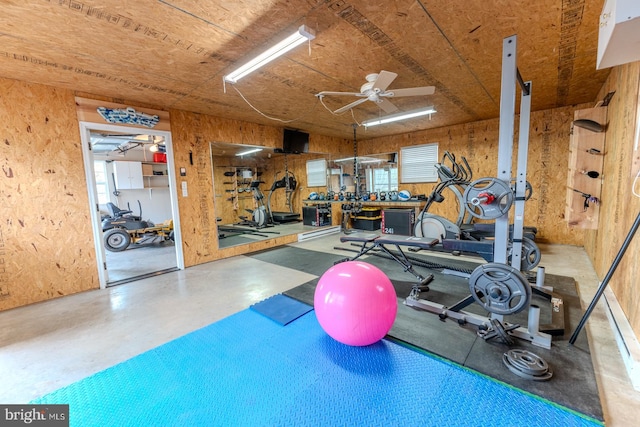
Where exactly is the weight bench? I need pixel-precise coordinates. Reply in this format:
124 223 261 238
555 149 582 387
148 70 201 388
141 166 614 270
338 233 439 293
338 233 556 349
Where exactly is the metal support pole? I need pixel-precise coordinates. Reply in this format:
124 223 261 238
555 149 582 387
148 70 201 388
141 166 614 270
352 124 359 200
494 35 518 264
569 211 640 344
511 80 532 269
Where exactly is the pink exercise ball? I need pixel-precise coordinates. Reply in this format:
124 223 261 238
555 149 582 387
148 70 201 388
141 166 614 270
314 261 398 346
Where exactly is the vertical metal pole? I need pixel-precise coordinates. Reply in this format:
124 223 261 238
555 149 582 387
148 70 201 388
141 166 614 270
569 211 640 344
353 124 359 200
511 80 532 269
495 35 518 264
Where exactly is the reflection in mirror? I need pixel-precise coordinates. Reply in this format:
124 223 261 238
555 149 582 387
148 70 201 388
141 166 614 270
210 142 331 250
331 153 398 199
326 162 343 193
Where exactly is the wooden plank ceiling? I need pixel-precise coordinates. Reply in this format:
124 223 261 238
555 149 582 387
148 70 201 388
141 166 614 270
0 0 609 140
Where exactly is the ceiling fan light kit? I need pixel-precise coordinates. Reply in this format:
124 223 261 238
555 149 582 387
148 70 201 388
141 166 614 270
362 106 437 127
223 25 315 84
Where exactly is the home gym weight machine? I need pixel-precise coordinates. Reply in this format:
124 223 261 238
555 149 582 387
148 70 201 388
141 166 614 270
337 36 558 348
401 35 555 348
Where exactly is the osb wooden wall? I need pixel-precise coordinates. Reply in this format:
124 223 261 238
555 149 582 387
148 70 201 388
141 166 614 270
0 78 99 311
589 61 640 336
360 105 587 245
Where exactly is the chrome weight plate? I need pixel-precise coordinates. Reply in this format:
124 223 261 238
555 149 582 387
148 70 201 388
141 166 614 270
468 263 532 315
463 177 514 220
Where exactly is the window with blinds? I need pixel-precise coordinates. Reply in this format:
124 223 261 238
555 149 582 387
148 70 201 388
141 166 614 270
93 160 109 204
400 143 439 183
306 159 327 187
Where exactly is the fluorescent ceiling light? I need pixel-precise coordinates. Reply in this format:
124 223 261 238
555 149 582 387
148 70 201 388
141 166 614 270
362 106 436 127
224 25 315 84
333 156 385 163
236 148 263 156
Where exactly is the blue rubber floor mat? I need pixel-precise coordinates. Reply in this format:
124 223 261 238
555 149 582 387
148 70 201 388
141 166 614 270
250 293 313 325
32 310 602 427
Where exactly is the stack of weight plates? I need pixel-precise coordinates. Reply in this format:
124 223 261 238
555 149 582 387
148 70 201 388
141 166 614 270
502 349 553 381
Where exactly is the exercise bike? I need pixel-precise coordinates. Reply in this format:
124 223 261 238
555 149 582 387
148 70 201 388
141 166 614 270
236 181 272 229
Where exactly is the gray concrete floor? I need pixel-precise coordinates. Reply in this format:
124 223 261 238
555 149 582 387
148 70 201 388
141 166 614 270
1 235 639 426
105 242 178 283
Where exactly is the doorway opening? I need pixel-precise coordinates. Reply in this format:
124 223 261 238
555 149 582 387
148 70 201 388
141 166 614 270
79 121 184 288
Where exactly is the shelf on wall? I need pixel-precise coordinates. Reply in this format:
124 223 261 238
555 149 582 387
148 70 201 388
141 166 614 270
565 107 607 229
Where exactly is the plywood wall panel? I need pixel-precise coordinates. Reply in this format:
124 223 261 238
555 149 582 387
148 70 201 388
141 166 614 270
590 61 640 337
0 78 98 310
168 110 219 266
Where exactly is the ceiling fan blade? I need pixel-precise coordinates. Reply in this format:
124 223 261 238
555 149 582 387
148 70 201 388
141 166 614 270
372 70 398 92
377 98 398 113
383 86 436 97
316 91 366 97
333 98 369 114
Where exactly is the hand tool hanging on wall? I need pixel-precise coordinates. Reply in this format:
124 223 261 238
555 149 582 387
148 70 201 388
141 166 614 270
572 119 605 133
581 170 600 179
572 188 599 211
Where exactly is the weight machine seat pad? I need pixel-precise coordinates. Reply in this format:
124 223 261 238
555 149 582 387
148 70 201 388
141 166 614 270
376 235 439 249
339 233 380 244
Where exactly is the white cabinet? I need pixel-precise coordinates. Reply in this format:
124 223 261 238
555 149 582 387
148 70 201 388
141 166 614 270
113 161 144 189
597 0 640 69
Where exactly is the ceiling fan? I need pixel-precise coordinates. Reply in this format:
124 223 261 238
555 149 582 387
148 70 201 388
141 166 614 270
316 70 435 114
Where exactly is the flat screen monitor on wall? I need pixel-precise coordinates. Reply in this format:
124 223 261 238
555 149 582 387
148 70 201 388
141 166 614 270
283 129 309 154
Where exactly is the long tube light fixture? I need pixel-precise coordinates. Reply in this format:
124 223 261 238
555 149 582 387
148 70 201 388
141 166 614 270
223 25 315 84
362 106 437 128
235 148 263 156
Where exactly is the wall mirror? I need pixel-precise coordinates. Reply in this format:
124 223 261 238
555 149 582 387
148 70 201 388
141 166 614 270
330 153 398 198
210 141 309 249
